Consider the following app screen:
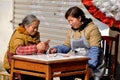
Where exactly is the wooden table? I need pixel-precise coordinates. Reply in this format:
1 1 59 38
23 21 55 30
10 54 90 80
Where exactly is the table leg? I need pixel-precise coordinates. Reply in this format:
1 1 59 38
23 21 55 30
46 65 52 80
84 64 89 80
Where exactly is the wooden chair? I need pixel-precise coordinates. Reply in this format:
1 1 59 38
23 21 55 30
0 62 10 80
0 71 10 80
100 34 119 80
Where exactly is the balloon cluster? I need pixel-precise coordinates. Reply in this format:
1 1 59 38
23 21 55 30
82 0 120 29
93 0 120 21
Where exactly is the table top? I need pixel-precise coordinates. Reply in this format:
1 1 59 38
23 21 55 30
13 53 90 64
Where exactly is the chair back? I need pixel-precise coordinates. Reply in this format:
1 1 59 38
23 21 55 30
101 34 119 80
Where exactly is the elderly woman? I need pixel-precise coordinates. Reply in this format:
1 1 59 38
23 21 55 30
4 14 49 80
49 6 104 80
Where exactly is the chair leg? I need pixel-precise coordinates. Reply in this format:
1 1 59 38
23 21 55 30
1 75 4 80
0 72 10 80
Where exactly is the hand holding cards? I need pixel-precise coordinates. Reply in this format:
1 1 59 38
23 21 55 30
37 40 50 53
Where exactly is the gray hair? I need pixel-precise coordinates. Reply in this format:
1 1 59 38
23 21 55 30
19 14 40 27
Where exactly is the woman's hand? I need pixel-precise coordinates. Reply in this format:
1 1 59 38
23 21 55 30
49 48 57 54
37 42 46 52
37 40 50 53
44 40 50 52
